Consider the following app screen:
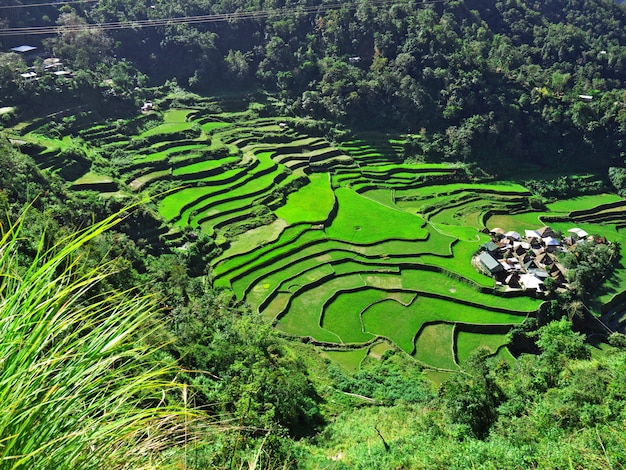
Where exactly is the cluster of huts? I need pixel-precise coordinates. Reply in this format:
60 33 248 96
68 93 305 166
9 45 72 82
476 226 594 293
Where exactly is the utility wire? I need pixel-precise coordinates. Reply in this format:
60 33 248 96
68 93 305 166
0 0 449 36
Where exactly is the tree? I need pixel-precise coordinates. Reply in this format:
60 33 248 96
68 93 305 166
608 166 626 195
45 11 113 70
0 53 25 102
439 348 505 439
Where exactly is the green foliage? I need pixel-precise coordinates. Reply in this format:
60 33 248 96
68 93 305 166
439 348 506 439
609 166 626 196
44 11 113 70
562 238 621 298
168 283 322 436
328 350 433 406
526 175 608 200
536 318 590 361
5 1 626 466
0 208 189 469
297 320 626 468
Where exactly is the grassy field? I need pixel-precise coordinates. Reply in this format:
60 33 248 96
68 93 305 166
274 173 335 224
456 330 510 365
414 323 458 369
325 188 428 244
324 348 369 372
361 296 526 354
18 97 624 375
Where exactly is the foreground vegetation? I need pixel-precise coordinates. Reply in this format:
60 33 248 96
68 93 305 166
0 209 191 469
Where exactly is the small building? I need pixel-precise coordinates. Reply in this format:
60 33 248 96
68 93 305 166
43 57 63 70
348 56 362 63
550 270 567 286
141 101 154 112
519 273 544 292
536 252 555 267
481 241 500 254
53 70 72 79
578 94 593 102
537 226 556 238
524 259 539 271
568 228 588 240
505 231 521 241
562 235 575 247
11 45 37 54
549 263 565 277
499 259 514 272
479 252 504 274
513 242 528 256
499 237 513 249
542 236 561 252
517 252 533 265
505 272 521 288
525 229 541 240
19 71 38 82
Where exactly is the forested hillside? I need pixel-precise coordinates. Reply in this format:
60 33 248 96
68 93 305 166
1 0 626 468
2 0 626 173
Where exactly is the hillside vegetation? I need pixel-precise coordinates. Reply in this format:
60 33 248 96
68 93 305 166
1 0 626 468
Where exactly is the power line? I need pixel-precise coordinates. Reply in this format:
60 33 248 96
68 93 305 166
0 0 449 37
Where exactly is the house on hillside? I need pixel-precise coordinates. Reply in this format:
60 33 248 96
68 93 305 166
568 227 588 241
519 273 544 292
481 241 500 255
479 252 504 275
542 236 561 252
505 231 521 241
536 252 555 267
513 242 529 256
43 57 63 71
53 70 72 79
19 71 38 82
524 259 539 271
549 265 568 286
10 45 40 65
505 272 521 288
11 45 37 55
537 226 556 238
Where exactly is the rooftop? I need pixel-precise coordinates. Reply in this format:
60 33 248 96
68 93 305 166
11 45 37 53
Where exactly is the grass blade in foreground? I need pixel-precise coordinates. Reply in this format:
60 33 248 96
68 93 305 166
0 209 189 469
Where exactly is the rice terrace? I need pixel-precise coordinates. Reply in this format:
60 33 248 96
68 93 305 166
12 93 626 377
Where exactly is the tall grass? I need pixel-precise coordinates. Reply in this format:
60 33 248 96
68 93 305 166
0 210 190 469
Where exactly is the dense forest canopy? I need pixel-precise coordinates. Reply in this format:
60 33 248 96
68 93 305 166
2 0 626 174
2 0 626 468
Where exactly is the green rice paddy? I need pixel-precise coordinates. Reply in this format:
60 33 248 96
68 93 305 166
18 99 625 372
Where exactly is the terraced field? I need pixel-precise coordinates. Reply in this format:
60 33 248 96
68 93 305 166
14 97 626 370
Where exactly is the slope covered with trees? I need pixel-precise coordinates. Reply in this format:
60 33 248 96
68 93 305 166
2 0 626 174
1 0 626 468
